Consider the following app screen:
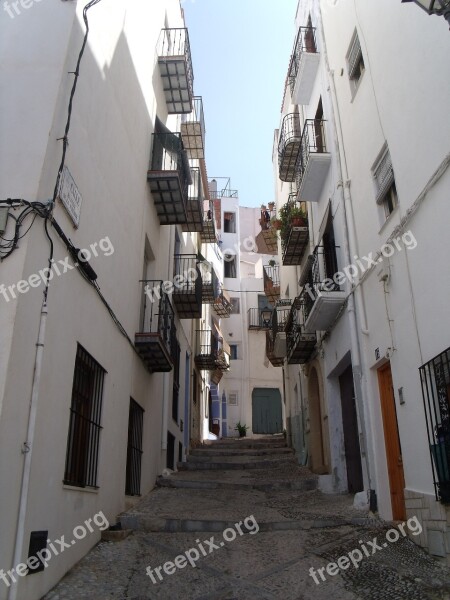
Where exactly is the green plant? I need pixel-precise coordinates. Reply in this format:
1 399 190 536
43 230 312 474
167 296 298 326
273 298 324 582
279 202 307 250
268 259 276 267
235 421 249 437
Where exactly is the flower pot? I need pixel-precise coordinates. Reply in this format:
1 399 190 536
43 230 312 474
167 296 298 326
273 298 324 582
272 219 282 230
268 202 275 210
291 217 305 227
239 430 247 438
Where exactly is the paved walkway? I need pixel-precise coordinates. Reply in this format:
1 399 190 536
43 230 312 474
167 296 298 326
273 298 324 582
43 436 450 600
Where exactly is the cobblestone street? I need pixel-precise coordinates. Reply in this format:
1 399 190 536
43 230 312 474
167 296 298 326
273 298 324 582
42 437 450 599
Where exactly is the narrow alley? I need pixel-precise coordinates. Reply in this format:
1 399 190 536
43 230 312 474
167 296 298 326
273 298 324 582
43 436 450 600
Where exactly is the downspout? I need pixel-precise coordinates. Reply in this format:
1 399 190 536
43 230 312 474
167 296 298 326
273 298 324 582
8 298 48 600
318 5 374 495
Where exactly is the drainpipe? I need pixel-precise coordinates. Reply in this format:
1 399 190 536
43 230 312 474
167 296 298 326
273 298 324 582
318 6 374 495
8 298 48 600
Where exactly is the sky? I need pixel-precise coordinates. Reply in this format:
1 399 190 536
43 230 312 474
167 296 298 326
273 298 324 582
183 0 298 208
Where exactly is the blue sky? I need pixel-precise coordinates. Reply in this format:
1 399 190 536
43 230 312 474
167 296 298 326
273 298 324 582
183 0 297 208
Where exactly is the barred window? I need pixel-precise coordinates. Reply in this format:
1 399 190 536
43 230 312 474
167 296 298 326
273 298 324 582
372 146 398 219
125 399 144 496
64 345 105 488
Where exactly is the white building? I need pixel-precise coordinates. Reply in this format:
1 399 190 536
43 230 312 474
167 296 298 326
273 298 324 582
272 0 450 562
0 1 228 598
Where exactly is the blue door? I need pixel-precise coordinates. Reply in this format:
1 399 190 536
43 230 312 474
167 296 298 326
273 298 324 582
252 388 283 434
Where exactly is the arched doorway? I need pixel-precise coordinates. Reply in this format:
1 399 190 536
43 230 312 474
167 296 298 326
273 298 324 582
308 367 329 474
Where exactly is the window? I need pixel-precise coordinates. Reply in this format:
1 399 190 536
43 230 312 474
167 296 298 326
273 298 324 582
372 147 398 219
224 254 237 278
346 31 365 94
229 344 239 360
125 399 144 496
64 345 105 488
223 212 236 233
228 392 238 406
230 297 240 314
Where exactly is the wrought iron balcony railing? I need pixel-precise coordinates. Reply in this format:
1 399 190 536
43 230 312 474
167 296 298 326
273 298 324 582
281 196 309 266
180 96 205 159
200 199 217 243
183 167 204 233
135 280 176 372
248 308 273 331
266 331 284 367
288 26 319 105
300 245 346 332
263 264 280 303
172 254 202 318
278 112 302 182
286 298 316 364
194 329 230 372
147 132 191 225
296 119 331 203
420 347 450 504
157 28 194 114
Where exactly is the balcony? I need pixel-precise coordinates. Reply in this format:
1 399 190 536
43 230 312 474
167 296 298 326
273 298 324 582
265 302 291 366
172 254 202 318
147 132 191 225
194 329 230 372
135 281 176 372
302 247 346 332
200 200 217 243
281 196 309 266
248 308 273 331
180 97 205 159
278 113 302 182
296 119 331 203
182 168 203 233
213 288 232 318
157 28 194 114
288 26 320 106
263 264 280 303
257 205 278 254
286 298 316 364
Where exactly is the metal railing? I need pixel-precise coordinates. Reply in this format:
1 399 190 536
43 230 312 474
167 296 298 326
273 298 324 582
248 308 273 330
288 26 318 93
150 132 190 178
420 347 450 504
296 119 328 190
157 27 194 95
278 113 302 161
173 254 201 296
188 167 202 202
181 96 205 139
196 329 221 357
263 264 280 288
301 245 340 320
271 304 291 337
139 280 176 355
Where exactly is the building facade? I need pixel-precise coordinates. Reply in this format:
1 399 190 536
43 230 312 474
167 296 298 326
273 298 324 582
0 1 230 598
270 0 450 562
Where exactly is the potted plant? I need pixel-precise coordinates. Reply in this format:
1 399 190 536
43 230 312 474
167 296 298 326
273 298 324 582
270 216 282 230
235 421 249 438
268 201 275 211
290 205 307 227
260 203 267 211
268 259 276 267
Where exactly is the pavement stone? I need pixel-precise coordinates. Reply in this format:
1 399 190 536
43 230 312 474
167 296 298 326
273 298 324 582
42 436 450 600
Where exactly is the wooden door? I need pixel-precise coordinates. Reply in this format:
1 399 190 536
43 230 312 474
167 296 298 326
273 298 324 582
378 363 406 520
339 366 364 494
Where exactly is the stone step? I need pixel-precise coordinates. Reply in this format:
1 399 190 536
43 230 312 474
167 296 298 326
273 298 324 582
205 438 287 450
156 475 318 492
177 456 297 471
118 514 361 534
190 447 294 457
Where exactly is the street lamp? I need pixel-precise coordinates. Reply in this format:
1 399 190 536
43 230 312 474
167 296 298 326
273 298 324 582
261 307 273 328
402 0 450 27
